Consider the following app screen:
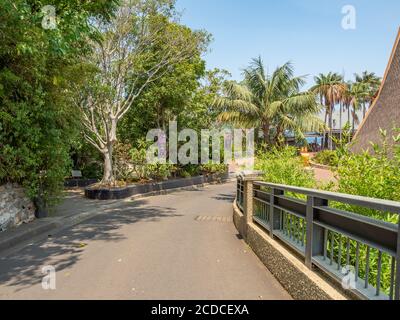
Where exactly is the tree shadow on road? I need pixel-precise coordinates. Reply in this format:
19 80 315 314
0 199 180 292
212 193 236 203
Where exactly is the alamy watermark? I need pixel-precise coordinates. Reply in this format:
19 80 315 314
341 265 357 291
146 122 255 169
41 5 57 30
341 5 356 30
42 265 56 290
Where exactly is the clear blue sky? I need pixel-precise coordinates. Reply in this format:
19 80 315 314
176 0 400 87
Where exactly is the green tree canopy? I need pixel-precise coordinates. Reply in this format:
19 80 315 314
0 0 118 201
215 57 323 145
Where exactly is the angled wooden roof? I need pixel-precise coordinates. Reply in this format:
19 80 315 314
351 29 400 153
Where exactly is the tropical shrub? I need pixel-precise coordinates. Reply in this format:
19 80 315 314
314 150 339 167
200 162 228 175
113 142 137 183
177 165 200 178
255 140 399 294
255 146 316 188
146 163 176 181
327 131 400 295
335 132 400 223
0 0 117 203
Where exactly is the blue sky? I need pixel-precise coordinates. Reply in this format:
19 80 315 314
176 0 400 87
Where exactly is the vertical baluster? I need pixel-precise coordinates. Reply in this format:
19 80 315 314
390 256 396 300
330 232 334 266
323 229 328 261
338 235 342 271
355 242 360 282
260 202 263 219
296 217 300 244
301 219 306 247
346 239 351 267
263 202 266 221
297 217 300 243
365 247 371 289
376 251 382 297
282 212 287 235
285 213 289 236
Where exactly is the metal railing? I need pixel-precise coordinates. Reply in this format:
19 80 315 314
236 179 244 213
241 178 400 300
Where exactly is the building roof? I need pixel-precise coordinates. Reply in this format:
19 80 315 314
351 28 400 153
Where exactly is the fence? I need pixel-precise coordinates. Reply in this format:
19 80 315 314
236 175 400 300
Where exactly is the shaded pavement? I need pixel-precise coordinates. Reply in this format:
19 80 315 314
0 183 290 300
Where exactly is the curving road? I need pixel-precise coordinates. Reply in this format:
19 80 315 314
0 182 290 300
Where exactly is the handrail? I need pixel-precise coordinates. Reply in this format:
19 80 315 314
256 182 400 214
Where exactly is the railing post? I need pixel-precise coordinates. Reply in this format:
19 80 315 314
240 171 263 239
269 188 284 239
305 196 327 269
396 220 400 300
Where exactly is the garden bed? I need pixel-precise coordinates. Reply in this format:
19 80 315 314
65 179 99 188
84 173 231 200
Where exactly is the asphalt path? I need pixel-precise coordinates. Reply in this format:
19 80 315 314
0 182 290 300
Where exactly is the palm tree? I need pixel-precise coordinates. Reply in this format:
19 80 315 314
344 82 364 132
341 81 354 140
354 71 381 118
214 57 323 146
311 73 346 150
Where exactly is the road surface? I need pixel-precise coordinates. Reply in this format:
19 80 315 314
0 182 290 300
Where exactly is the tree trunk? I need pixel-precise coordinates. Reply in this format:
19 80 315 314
262 122 270 146
275 124 284 146
347 105 350 125
328 103 334 150
339 102 343 141
102 145 115 185
102 118 117 185
322 109 328 150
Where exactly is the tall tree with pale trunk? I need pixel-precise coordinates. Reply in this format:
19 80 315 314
73 0 208 184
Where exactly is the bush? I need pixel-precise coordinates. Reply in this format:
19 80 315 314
146 163 176 181
129 140 149 181
335 134 400 224
254 135 400 295
200 162 228 175
0 0 117 204
114 142 136 182
178 165 201 178
129 140 176 182
327 131 400 295
314 150 339 167
255 146 316 188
